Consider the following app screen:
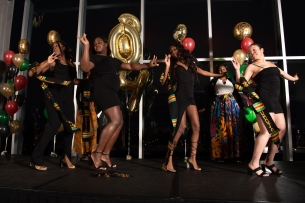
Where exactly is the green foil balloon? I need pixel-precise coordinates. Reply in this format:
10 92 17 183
19 58 29 71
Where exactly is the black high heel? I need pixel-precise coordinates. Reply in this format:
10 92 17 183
101 152 116 168
247 166 268 177
90 152 107 170
77 154 91 165
261 164 282 175
60 157 75 169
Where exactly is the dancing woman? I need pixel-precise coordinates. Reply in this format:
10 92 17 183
28 40 78 170
78 33 159 170
161 43 222 172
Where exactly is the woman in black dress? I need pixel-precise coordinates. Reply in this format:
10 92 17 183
161 43 222 172
78 33 159 169
28 40 78 170
232 43 299 177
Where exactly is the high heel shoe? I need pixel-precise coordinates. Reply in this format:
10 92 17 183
101 152 116 168
90 152 106 170
187 157 201 171
30 162 47 171
60 156 75 169
247 166 269 177
261 164 282 175
188 142 201 171
77 154 91 165
162 155 176 173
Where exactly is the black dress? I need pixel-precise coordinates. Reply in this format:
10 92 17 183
175 65 196 130
90 54 122 113
252 67 283 113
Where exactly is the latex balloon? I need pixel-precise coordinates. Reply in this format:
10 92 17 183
127 69 149 114
9 120 22 134
233 22 253 40
14 75 28 90
3 50 15 65
253 122 260 133
0 83 14 98
18 39 30 55
240 64 247 76
0 110 9 124
118 13 141 34
227 71 233 79
47 30 61 46
12 53 24 68
5 101 19 116
244 106 257 123
19 58 29 71
58 124 64 133
233 49 247 65
109 23 141 63
0 124 10 137
15 94 25 107
7 64 18 79
241 37 254 53
43 108 48 119
182 38 195 53
173 24 187 43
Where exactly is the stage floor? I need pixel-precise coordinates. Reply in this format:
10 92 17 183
1 155 305 203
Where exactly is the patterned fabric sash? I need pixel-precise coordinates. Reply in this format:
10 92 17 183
235 77 280 144
37 76 79 132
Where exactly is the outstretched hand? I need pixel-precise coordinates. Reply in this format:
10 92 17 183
231 57 240 70
148 55 159 68
164 54 171 67
77 33 89 46
47 52 58 64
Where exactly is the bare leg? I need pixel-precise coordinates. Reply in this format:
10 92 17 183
263 113 286 173
166 111 187 171
91 106 122 169
186 105 201 170
248 115 269 177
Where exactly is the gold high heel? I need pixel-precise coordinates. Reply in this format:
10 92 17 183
187 142 201 171
30 162 47 171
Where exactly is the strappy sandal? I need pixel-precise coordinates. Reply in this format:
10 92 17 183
101 152 116 168
247 166 269 177
261 164 282 175
187 142 201 171
162 141 177 173
90 152 106 170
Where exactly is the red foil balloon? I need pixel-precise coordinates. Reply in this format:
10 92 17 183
14 75 28 90
3 50 15 65
182 37 195 53
240 37 254 53
5 101 19 116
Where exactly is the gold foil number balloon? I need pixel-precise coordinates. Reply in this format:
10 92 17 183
233 22 253 40
118 13 142 34
47 30 61 46
173 24 187 43
18 39 30 55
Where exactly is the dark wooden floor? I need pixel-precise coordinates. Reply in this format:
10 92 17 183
1 154 305 203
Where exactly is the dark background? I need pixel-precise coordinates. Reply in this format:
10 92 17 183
3 0 305 159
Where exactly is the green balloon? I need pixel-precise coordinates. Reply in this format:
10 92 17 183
244 106 257 123
0 110 10 124
240 64 247 76
227 71 233 79
20 58 29 71
43 108 48 119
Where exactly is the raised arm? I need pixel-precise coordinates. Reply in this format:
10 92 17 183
77 33 95 72
28 53 57 77
161 54 171 86
279 68 299 82
197 67 222 77
121 55 159 71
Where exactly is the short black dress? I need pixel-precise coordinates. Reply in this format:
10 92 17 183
175 65 196 130
252 67 283 113
90 54 122 113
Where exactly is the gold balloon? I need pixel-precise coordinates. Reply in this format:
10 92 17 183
119 70 137 91
253 122 260 133
12 53 24 68
109 23 142 63
173 24 187 43
58 123 64 133
233 49 247 65
0 83 14 98
127 69 150 114
233 22 253 40
9 120 22 134
118 13 141 34
47 30 61 46
18 39 30 55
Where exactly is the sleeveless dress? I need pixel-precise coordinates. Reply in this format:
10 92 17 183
175 65 196 130
252 66 283 113
89 54 122 113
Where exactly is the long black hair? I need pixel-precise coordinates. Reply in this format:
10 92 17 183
169 43 200 82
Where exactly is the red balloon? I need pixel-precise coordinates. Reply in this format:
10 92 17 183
14 75 28 90
5 101 19 116
3 50 16 65
182 37 195 53
241 37 254 53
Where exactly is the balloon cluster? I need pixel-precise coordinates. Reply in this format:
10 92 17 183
173 24 195 53
232 22 259 133
0 39 29 137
